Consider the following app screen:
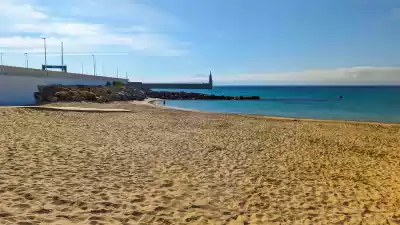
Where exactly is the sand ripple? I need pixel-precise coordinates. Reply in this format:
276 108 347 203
1 103 400 224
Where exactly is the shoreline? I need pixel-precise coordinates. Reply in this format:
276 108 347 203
2 98 399 126
147 98 400 126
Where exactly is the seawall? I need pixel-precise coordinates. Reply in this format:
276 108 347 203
0 66 127 105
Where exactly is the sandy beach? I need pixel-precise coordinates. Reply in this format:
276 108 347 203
1 101 400 225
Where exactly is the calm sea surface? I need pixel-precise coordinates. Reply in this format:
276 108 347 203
154 86 400 123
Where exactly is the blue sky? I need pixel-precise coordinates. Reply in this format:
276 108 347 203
0 0 400 84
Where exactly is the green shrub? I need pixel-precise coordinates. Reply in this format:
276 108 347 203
112 81 125 87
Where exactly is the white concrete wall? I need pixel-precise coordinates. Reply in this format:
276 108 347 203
0 66 128 106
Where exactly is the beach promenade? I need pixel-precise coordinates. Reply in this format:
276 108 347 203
1 102 400 224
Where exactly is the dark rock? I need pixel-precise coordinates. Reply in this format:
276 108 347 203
96 96 107 103
145 90 260 101
110 93 122 101
54 91 72 101
48 96 58 102
68 90 79 97
72 95 84 102
85 92 97 101
34 92 42 103
240 96 260 100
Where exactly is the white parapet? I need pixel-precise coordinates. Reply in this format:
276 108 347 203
0 65 128 106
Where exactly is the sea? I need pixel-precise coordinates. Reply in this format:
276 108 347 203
153 86 400 123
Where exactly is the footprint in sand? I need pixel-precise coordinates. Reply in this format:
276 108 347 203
14 204 31 209
160 180 174 188
23 193 34 200
32 208 52 214
131 195 146 203
52 196 69 205
153 206 166 212
17 222 34 225
131 211 144 217
89 209 112 214
100 202 120 209
0 212 12 217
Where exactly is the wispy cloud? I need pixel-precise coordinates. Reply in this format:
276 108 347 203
391 7 400 20
132 67 400 84
0 0 187 56
214 67 400 85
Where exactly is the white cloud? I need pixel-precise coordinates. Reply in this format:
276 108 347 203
14 22 105 36
0 0 187 56
392 7 400 19
214 67 400 85
0 0 47 22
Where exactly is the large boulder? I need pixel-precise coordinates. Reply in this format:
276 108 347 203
68 90 79 97
54 91 72 101
117 92 128 101
85 92 97 101
48 96 58 102
72 95 84 102
110 93 122 101
77 90 89 99
96 96 107 103
34 92 42 103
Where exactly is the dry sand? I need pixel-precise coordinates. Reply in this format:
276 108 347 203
1 101 400 225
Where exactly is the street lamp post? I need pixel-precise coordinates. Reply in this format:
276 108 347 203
25 53 29 68
117 64 119 78
61 41 64 66
92 55 96 76
41 37 47 70
0 52 3 74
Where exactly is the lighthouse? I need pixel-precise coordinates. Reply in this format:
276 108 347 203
209 70 213 88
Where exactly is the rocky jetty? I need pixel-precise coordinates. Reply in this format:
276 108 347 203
146 91 260 100
34 84 260 104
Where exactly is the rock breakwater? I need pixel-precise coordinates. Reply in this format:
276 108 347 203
146 90 260 100
34 85 260 104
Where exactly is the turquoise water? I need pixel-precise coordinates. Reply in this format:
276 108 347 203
154 86 400 123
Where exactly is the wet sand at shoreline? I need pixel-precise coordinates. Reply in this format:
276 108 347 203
1 102 400 224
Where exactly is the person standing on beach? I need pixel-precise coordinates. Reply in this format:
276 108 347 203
163 100 166 106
